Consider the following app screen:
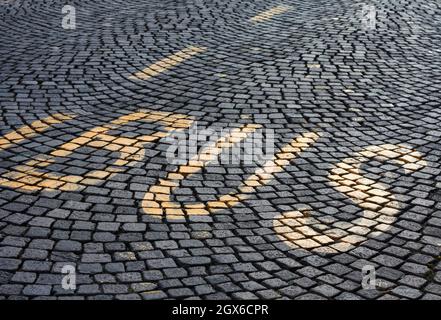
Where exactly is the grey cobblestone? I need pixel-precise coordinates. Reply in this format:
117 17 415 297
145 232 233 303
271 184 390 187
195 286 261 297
0 0 440 301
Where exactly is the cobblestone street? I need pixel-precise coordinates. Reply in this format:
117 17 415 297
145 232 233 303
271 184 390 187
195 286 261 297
0 0 441 300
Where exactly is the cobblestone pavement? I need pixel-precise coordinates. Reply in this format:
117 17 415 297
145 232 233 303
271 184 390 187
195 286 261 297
0 0 441 300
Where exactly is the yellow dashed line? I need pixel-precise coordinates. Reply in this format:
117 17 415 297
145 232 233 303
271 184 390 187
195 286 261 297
250 5 292 23
0 113 75 151
129 46 207 80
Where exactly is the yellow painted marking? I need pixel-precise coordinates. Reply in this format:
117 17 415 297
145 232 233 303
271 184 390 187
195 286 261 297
129 46 207 80
250 5 292 23
328 144 427 216
274 143 428 253
0 110 194 192
141 131 320 218
0 113 75 151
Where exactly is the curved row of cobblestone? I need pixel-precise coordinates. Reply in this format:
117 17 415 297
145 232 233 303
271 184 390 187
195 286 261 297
0 0 440 300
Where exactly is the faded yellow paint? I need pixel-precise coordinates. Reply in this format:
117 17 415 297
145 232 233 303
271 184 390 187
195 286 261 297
250 5 292 23
0 113 75 151
274 143 428 253
141 131 320 218
328 144 427 217
129 46 207 80
0 110 194 192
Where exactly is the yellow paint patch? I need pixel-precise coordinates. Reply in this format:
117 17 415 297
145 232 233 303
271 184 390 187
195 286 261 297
274 143 428 253
250 5 292 23
129 46 207 80
0 110 194 193
328 143 427 217
0 113 75 151
141 131 320 218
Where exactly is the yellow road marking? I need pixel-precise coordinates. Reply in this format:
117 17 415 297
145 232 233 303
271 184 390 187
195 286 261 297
328 144 427 216
0 110 194 192
250 5 292 23
142 131 320 218
129 46 207 80
0 113 75 151
274 143 428 253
